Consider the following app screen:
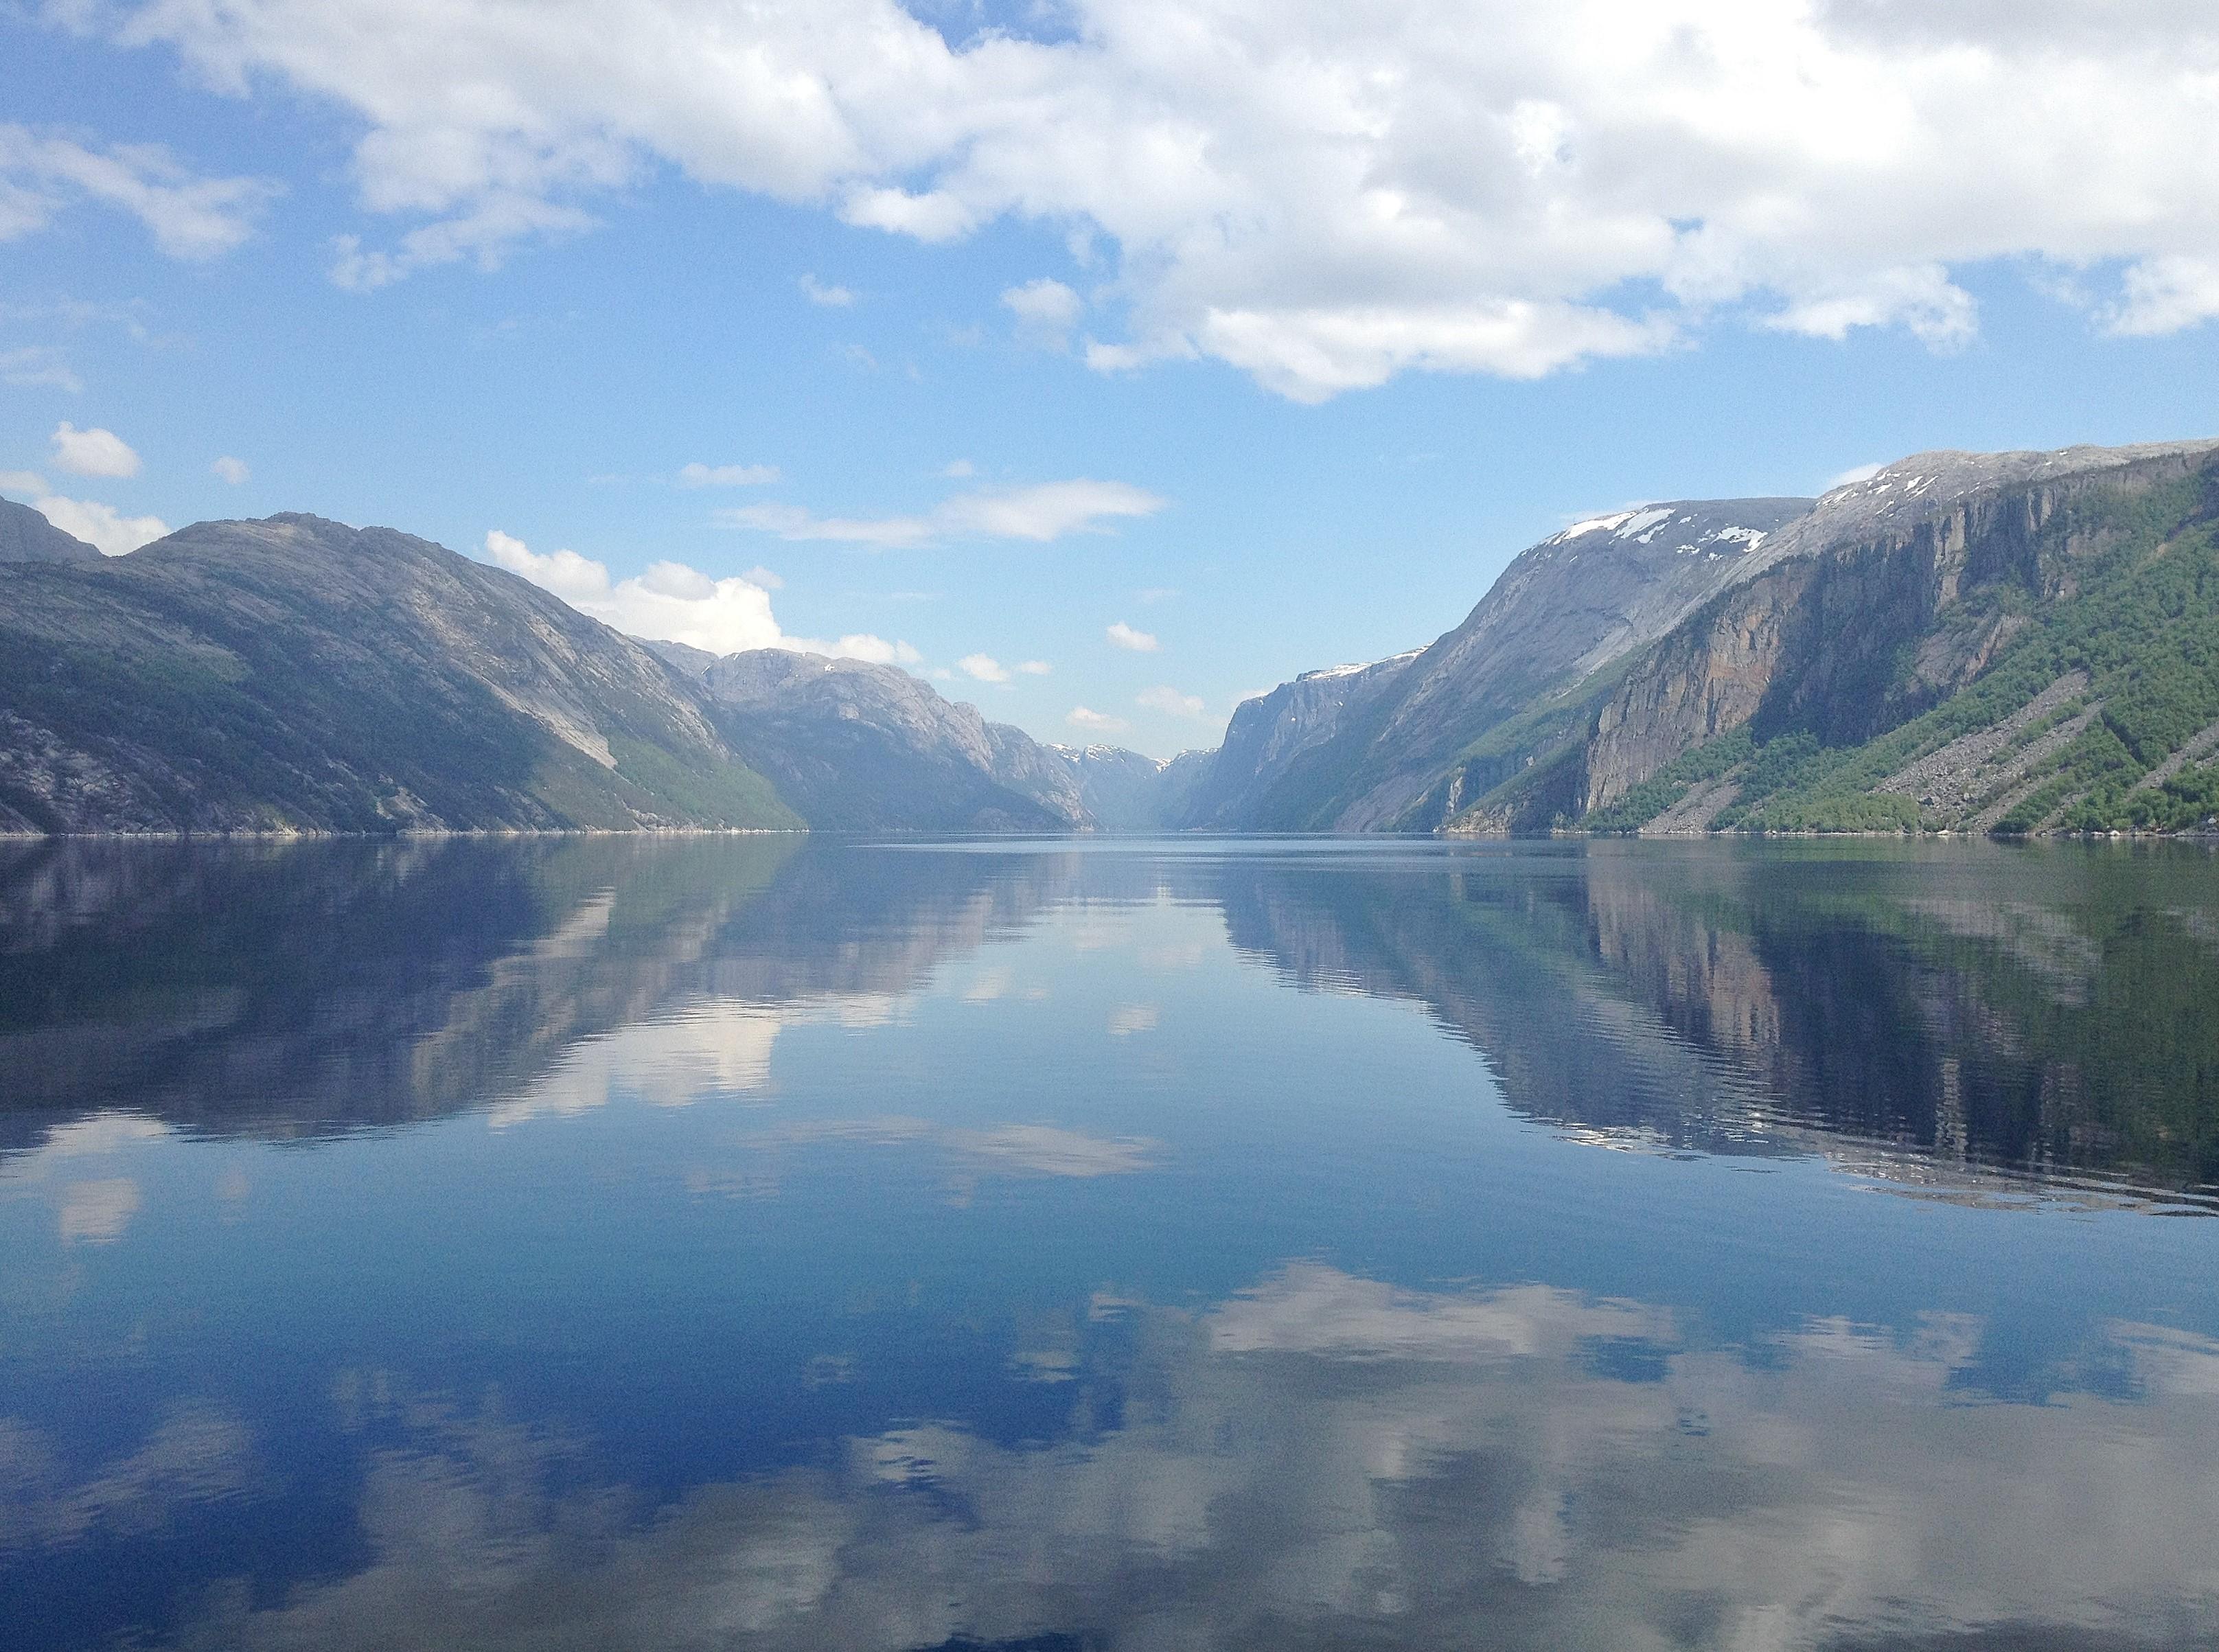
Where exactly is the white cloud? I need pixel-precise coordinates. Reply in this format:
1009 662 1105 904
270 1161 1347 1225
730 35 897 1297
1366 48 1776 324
2106 255 2219 336
939 480 1162 542
831 634 923 666
741 564 783 589
1017 659 1051 675
34 495 168 555
724 477 1164 548
719 502 936 549
211 455 249 485
327 195 594 289
1105 621 1158 653
0 124 273 259
798 273 854 306
1002 277 1082 344
1068 705 1129 733
0 345 81 391
1824 461 1885 491
1137 685 1205 717
1 468 48 494
958 653 1010 683
678 461 779 487
940 459 976 479
482 528 912 661
89 1 2219 394
50 422 139 478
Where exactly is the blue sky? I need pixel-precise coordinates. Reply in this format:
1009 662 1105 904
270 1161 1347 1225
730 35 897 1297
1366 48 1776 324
7 1 2219 755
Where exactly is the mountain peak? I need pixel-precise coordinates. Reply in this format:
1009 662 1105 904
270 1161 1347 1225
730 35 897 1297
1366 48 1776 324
0 496 102 565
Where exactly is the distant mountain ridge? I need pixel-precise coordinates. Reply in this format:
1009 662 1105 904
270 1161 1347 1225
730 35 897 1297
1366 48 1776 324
663 647 1094 831
7 435 2219 838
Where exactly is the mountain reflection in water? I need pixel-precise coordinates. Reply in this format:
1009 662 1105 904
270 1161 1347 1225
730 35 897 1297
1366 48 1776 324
3 835 2218 1649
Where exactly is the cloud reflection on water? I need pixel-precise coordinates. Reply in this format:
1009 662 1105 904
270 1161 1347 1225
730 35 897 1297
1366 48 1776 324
80 1263 2219 1652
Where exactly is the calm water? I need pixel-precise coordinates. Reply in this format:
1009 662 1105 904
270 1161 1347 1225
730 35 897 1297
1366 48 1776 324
5 834 2219 1650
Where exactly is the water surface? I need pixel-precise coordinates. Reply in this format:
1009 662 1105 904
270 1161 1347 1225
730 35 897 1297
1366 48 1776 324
4 835 2218 1649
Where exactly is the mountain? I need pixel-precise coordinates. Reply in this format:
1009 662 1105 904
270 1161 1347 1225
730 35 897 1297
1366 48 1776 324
664 647 1092 831
1176 652 1423 829
0 497 100 564
0 509 796 834
1178 438 2219 836
1562 439 2219 836
1049 743 1207 829
1172 499 1815 830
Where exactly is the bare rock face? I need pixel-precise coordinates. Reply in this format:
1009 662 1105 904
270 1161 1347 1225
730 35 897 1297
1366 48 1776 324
693 650 1092 831
1576 440 2219 816
1177 652 1424 829
0 496 100 564
1175 498 1813 831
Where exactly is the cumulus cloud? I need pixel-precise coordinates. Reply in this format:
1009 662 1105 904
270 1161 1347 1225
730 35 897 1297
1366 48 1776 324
1105 621 1158 653
798 273 854 306
1016 659 1051 675
1 468 47 495
211 455 249 485
1137 685 1205 717
0 124 273 259
50 422 139 478
678 461 778 487
482 528 912 661
723 478 1164 548
957 653 1009 683
34 495 167 555
76 0 2219 394
1067 705 1128 733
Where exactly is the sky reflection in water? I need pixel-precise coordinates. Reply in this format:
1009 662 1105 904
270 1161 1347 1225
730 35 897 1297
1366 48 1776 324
3 835 2218 1650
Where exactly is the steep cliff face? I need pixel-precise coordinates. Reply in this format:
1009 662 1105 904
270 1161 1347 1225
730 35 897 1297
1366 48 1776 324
1176 652 1421 828
1335 498 1817 829
0 513 796 834
1177 498 1815 831
691 650 1091 831
1550 439 2219 834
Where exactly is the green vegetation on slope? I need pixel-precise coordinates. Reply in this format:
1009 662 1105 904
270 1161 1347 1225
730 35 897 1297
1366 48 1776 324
1594 470 2219 834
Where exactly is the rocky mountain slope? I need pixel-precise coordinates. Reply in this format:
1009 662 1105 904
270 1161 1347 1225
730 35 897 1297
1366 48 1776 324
1169 499 1815 830
659 647 1093 831
1512 440 2219 835
0 510 796 834
1181 438 2219 836
0 497 100 564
